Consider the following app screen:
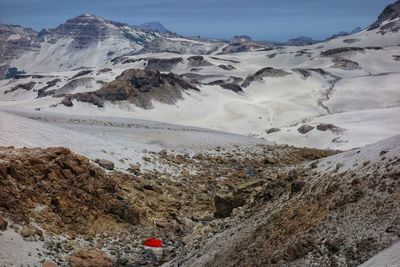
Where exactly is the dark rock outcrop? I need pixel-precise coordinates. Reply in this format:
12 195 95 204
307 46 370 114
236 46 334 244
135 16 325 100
221 42 265 54
214 194 246 218
187 56 213 67
321 47 365 57
146 57 183 72
207 80 243 93
95 159 115 170
368 0 400 32
298 125 314 134
242 67 290 87
332 58 360 70
210 57 240 64
219 83 243 93
292 68 312 78
316 123 341 133
218 64 236 71
266 128 281 134
53 77 94 97
62 68 198 109
4 81 36 94
97 68 112 74
69 70 93 80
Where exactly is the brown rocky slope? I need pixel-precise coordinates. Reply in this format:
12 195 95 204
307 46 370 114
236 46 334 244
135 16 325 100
0 144 335 266
1 136 399 266
164 136 400 267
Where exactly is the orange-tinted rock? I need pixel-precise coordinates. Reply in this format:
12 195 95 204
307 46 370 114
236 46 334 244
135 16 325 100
42 260 58 267
69 248 113 267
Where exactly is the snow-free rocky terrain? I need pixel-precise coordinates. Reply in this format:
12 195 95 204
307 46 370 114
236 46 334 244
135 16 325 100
0 1 399 267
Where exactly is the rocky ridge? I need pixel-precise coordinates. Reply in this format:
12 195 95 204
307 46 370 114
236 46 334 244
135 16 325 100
62 68 198 109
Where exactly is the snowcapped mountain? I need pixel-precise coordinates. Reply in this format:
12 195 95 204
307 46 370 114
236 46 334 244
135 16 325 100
5 14 164 72
0 14 231 73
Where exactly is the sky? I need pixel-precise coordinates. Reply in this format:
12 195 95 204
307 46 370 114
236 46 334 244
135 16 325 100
0 0 395 41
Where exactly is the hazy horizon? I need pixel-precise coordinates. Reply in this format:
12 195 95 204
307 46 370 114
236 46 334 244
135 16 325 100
0 0 395 41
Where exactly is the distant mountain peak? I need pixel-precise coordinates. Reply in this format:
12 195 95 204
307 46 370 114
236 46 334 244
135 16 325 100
350 26 363 34
232 35 252 43
286 36 316 46
326 26 363 41
138 21 170 33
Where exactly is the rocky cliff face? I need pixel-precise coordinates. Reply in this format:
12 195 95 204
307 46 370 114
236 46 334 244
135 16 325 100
0 24 39 73
368 0 400 33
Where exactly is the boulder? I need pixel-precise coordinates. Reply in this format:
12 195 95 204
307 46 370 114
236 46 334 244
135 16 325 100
108 199 141 225
187 56 212 67
0 216 7 231
69 248 114 267
146 57 183 72
297 125 314 134
291 181 305 194
61 97 74 107
214 193 246 218
95 159 114 170
320 47 365 57
316 123 340 133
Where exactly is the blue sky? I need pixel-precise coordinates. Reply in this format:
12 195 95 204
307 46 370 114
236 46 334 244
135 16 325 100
0 0 394 41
